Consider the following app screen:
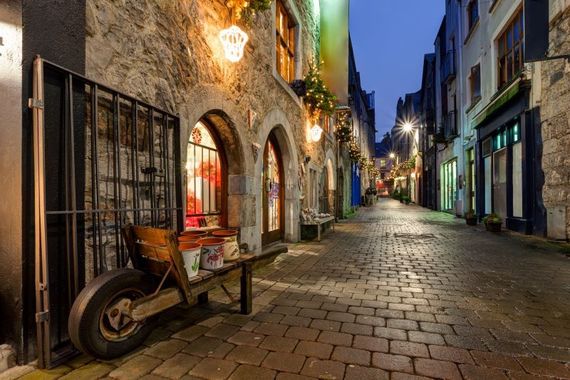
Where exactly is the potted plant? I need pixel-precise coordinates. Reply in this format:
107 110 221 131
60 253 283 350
465 210 477 226
483 213 502 232
402 195 411 205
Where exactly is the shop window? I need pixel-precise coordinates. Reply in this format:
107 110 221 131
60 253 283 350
469 64 481 105
467 0 479 33
511 123 521 143
512 142 523 217
497 9 524 89
441 159 457 211
185 121 224 228
276 0 296 83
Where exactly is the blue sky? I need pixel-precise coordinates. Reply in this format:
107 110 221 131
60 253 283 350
349 1 445 141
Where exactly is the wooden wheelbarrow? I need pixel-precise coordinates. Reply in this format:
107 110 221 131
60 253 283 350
68 225 286 359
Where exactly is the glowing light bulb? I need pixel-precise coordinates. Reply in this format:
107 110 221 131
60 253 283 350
219 25 249 62
403 122 414 133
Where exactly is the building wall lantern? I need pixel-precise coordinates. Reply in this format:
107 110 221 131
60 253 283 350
310 123 323 142
219 25 248 63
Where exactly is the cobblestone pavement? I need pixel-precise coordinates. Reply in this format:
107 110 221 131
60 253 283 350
6 199 570 380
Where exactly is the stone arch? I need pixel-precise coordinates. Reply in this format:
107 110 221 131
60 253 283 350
255 108 300 248
324 148 336 191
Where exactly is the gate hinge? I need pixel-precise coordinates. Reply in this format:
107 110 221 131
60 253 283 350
35 311 50 323
28 98 44 109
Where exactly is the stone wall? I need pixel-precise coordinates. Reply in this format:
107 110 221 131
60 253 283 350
85 0 333 252
541 3 570 240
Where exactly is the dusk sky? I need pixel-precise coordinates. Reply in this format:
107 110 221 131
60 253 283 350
349 1 445 141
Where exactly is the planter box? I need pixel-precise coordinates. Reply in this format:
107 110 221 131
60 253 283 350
485 222 502 232
466 217 477 226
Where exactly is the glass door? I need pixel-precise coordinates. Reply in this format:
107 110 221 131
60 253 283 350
493 148 507 222
262 135 284 245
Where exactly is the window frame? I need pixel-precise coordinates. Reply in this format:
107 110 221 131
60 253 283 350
275 0 296 83
185 120 228 228
467 0 479 33
469 63 481 105
496 9 524 89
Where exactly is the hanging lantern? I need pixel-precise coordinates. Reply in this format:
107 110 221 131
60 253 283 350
310 124 324 142
219 25 249 62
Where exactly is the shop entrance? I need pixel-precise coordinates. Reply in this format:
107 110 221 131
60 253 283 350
262 133 284 245
493 148 508 221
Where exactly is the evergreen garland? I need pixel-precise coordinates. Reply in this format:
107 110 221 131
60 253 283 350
335 111 352 142
304 63 337 119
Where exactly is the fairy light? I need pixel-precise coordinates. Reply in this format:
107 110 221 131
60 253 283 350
219 25 249 62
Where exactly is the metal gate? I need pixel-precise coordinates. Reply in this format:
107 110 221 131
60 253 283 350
31 56 183 368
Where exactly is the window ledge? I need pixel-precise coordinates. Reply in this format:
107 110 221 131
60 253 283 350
464 19 480 46
272 68 302 107
465 96 482 114
489 0 501 13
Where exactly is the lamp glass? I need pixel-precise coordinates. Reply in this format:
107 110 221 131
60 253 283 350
310 124 324 142
219 25 249 62
403 122 414 133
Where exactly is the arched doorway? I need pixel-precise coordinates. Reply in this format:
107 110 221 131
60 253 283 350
262 132 284 245
185 120 227 229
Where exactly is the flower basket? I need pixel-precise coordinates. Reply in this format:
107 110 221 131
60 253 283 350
485 222 502 232
466 217 477 226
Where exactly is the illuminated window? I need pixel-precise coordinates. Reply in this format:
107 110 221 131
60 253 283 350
276 1 296 82
497 10 524 89
185 121 224 228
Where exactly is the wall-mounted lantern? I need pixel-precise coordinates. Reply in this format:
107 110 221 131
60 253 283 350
310 124 323 142
219 25 248 63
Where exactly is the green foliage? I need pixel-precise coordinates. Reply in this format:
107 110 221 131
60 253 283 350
465 209 476 218
304 63 337 117
239 0 273 24
483 213 502 224
335 111 352 142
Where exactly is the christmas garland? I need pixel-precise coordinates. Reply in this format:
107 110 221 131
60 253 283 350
230 0 273 23
335 111 352 143
304 63 337 119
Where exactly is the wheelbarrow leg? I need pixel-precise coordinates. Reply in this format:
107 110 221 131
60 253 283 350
240 262 252 315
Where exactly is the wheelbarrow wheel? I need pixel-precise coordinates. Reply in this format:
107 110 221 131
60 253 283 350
68 268 157 359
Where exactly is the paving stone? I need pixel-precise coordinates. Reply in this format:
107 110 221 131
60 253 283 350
387 319 419 330
109 355 162 380
152 353 201 379
254 313 284 324
347 306 375 316
183 336 233 358
373 327 407 340
344 364 389 380
371 353 413 373
205 324 242 340
516 357 570 378
419 322 454 335
310 319 341 332
189 358 237 380
284 326 320 341
428 345 474 364
390 341 429 358
326 311 356 323
354 315 386 327
414 358 462 380
145 339 188 360
390 373 432 380
172 325 209 342
275 373 313 380
279 315 312 328
300 358 345 379
254 323 289 337
227 364 275 380
444 334 487 350
340 323 373 336
408 331 445 345
294 341 333 359
459 364 509 380
318 331 353 347
261 352 306 373
225 346 269 366
321 302 348 312
297 308 327 319
259 335 298 352
330 346 370 365
352 335 388 352
59 363 114 380
272 306 300 316
470 350 524 371
227 332 265 347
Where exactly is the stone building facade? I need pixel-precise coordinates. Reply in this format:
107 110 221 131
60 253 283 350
541 0 570 240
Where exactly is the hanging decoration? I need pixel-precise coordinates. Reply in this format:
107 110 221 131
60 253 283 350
304 62 337 119
310 124 324 142
219 25 249 62
335 110 352 143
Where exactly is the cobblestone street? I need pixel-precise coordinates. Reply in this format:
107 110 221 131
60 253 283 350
9 199 570 380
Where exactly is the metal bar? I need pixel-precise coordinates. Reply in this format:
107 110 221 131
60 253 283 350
91 85 106 274
66 73 80 301
173 117 183 232
148 108 156 225
32 55 51 369
45 207 182 215
112 94 121 268
163 115 171 228
89 86 99 276
132 101 140 225
193 143 197 220
161 114 168 227
116 95 125 266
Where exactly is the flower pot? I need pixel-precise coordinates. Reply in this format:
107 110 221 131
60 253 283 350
212 229 240 261
485 222 502 232
178 242 201 278
197 238 225 270
466 217 477 226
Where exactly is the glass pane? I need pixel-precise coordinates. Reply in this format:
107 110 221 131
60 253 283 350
267 141 281 232
484 157 492 214
512 142 523 217
493 149 507 219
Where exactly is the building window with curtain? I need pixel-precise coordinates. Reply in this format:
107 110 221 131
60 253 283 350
497 9 524 89
185 121 225 229
276 0 296 82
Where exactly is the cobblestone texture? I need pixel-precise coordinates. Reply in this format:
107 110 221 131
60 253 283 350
11 200 570 379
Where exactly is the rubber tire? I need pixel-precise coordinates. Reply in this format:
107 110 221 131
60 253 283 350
68 268 156 360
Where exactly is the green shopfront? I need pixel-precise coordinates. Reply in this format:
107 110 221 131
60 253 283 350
474 80 545 235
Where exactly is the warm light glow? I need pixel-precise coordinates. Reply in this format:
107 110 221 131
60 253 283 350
389 152 396 159
403 122 414 133
310 124 324 142
219 25 249 62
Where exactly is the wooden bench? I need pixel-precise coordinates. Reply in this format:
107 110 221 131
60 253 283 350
301 216 335 242
122 225 287 315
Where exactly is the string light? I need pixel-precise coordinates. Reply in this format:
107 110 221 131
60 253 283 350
219 25 249 62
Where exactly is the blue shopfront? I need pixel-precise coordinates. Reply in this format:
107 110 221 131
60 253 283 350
474 80 545 235
351 162 361 207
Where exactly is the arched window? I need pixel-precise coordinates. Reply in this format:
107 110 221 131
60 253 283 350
186 121 225 229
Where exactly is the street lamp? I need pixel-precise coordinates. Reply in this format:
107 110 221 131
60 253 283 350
403 122 414 134
389 152 395 159
310 124 324 142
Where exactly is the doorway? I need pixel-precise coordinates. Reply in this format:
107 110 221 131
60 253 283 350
493 148 507 221
262 133 284 245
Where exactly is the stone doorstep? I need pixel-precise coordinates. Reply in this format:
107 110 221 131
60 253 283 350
0 344 17 374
